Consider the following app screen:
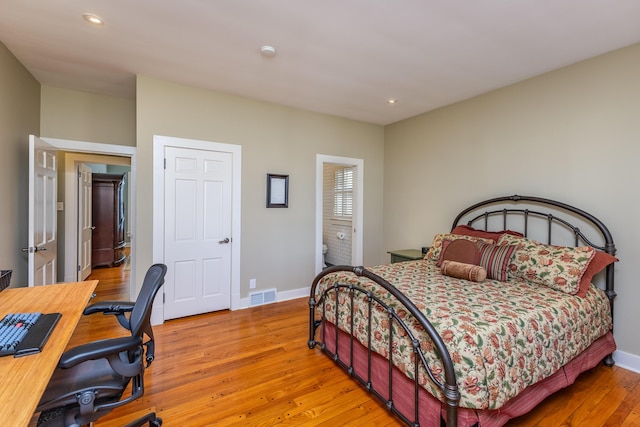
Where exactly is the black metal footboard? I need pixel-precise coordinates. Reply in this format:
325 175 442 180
308 265 460 427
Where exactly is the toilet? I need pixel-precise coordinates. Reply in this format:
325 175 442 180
322 244 328 268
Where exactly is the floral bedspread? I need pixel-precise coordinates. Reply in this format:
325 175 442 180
316 259 612 410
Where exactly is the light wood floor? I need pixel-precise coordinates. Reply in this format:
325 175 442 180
32 263 640 426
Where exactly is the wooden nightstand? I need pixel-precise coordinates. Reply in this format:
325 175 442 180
387 249 424 263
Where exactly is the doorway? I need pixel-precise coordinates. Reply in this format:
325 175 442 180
315 154 364 274
63 153 132 282
42 137 137 300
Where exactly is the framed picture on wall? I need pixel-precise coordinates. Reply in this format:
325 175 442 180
266 173 289 208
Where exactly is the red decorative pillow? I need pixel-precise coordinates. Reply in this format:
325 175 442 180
436 239 480 267
476 241 516 282
424 234 494 262
452 224 524 241
576 251 619 297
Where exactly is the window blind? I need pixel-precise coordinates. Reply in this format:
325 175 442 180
334 167 353 218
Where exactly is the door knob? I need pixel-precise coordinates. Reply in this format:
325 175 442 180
218 238 230 244
20 246 47 253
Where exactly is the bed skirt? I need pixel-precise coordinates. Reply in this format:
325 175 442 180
322 324 616 426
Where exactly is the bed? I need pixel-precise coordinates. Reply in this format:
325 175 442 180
308 195 618 427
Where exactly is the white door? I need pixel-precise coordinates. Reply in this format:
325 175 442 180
77 163 93 280
163 147 232 320
27 135 58 286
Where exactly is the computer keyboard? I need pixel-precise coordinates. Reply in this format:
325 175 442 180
0 312 61 357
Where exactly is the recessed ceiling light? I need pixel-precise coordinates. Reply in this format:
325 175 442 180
260 46 277 57
83 13 104 26
387 99 398 104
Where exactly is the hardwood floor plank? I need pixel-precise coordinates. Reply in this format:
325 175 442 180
29 263 640 426
607 379 640 426
620 398 640 427
507 367 607 426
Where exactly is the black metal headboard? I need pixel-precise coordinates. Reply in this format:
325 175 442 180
451 194 617 329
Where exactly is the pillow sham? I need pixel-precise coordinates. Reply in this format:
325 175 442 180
451 224 524 241
436 239 481 267
424 233 494 262
497 234 595 295
576 250 619 297
475 241 516 282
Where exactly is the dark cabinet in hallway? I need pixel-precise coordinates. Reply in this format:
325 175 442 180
91 173 126 268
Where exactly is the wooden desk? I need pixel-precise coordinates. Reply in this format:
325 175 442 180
0 281 98 426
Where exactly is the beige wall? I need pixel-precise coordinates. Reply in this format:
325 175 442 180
40 87 135 281
41 86 136 146
384 43 640 357
135 76 385 299
0 42 40 288
32 78 384 300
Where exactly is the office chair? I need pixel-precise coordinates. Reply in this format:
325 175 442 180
36 263 167 427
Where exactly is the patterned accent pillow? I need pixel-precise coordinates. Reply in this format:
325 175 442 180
475 242 516 282
424 234 494 262
497 234 596 294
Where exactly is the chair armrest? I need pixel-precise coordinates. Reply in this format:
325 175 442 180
84 300 135 316
58 336 143 369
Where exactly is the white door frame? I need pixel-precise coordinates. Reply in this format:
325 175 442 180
315 154 364 274
152 135 242 322
42 137 137 299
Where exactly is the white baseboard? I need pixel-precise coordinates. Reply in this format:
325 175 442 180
154 286 310 324
613 350 640 374
275 286 311 303
236 286 310 310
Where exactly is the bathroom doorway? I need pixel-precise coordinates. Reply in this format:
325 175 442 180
315 155 363 274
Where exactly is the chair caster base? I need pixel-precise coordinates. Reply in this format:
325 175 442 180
124 412 162 427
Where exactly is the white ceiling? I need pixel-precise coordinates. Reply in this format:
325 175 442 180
2 1 640 125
